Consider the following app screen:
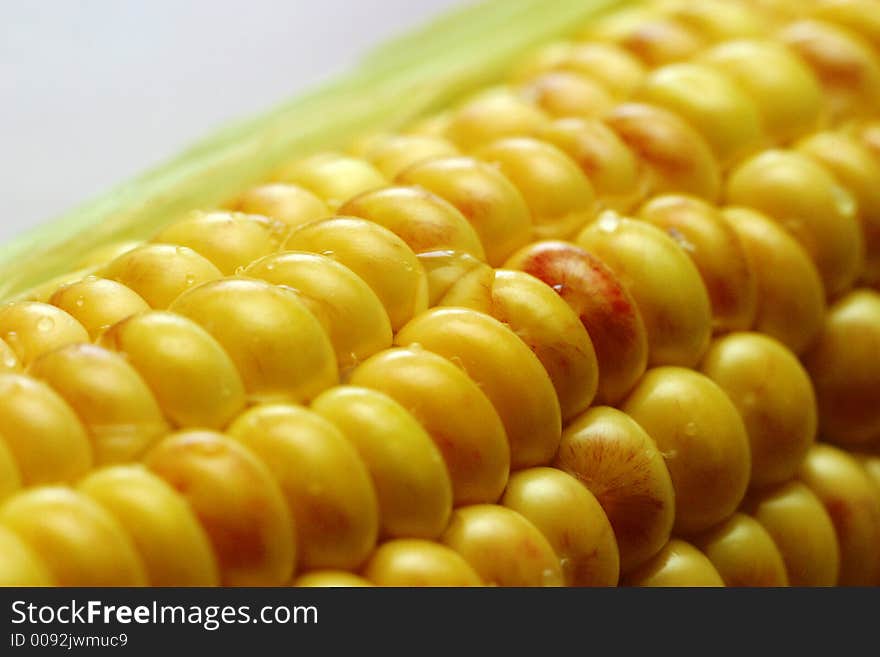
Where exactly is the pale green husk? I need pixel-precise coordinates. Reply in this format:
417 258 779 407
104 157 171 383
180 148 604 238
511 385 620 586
0 0 629 300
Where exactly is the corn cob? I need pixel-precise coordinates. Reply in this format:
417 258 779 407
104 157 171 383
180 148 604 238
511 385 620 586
1 0 880 588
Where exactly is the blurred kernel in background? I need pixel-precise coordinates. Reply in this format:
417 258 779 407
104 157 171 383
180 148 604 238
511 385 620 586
0 0 465 243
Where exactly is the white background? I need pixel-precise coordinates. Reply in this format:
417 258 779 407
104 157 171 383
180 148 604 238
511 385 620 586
0 0 464 244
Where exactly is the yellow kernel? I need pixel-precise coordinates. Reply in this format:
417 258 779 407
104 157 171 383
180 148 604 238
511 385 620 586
101 243 223 309
293 570 373 587
555 406 675 574
0 487 148 586
513 41 646 99
49 277 150 339
154 211 286 275
518 71 614 119
691 513 789 587
0 524 54 586
441 505 563 587
534 118 644 213
798 444 880 586
440 268 598 422
636 62 764 166
78 465 220 586
397 156 533 267
285 217 428 331
0 301 88 367
169 278 337 404
359 134 459 179
362 539 482 587
98 311 246 430
350 347 510 506
396 307 562 469
622 539 724 587
229 183 330 229
745 481 840 587
505 240 648 405
246 251 392 371
577 215 712 368
475 137 596 240
502 467 619 587
803 289 880 448
700 332 816 489
338 186 486 261
29 343 169 465
622 367 752 535
144 430 295 586
722 207 826 354
444 87 548 151
228 404 379 571
796 131 880 287
311 386 452 540
637 195 757 333
605 103 721 202
0 373 92 485
273 153 386 210
780 19 880 123
699 39 823 143
725 149 864 299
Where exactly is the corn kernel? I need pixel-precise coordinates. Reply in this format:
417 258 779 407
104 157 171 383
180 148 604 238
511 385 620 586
362 539 482 587
577 215 712 368
622 539 724 587
0 301 88 367
0 374 92 485
154 210 287 276
169 278 338 404
505 240 648 405
396 307 561 469
101 243 223 309
605 103 721 202
397 156 533 267
439 268 598 421
78 465 220 586
311 386 452 540
246 251 392 371
622 367 751 535
700 332 816 489
502 467 619 587
722 207 826 354
798 444 880 586
475 137 596 240
555 406 675 573
691 513 789 587
745 481 840 586
725 149 864 299
229 183 330 230
441 505 563 587
285 217 428 331
637 195 758 333
273 153 386 210
49 276 150 339
143 430 295 586
0 487 148 586
350 347 510 505
98 311 246 429
29 343 169 465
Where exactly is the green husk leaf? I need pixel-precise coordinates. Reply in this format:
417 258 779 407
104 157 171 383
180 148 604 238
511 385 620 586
0 0 630 301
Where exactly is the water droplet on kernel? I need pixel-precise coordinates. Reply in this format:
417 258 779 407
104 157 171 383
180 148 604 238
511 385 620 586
185 274 197 286
234 266 245 276
597 211 621 233
552 283 565 293
320 250 335 258
74 297 85 308
37 316 55 332
684 421 697 437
